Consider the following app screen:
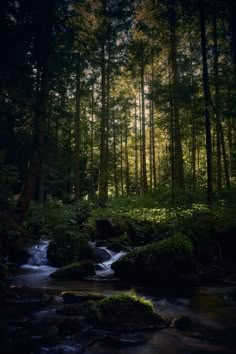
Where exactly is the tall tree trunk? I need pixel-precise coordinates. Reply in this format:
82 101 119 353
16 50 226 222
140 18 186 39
139 82 143 192
16 2 54 219
200 0 213 205
149 93 153 190
112 106 118 197
220 122 231 189
99 42 108 199
213 7 222 191
189 35 197 190
120 125 124 196
134 97 139 194
169 0 184 189
75 57 81 200
140 45 148 193
151 54 157 190
89 85 95 199
124 116 130 195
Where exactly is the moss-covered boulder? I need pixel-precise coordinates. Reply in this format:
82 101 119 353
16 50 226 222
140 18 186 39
47 233 93 267
86 293 166 330
50 260 95 280
112 233 196 284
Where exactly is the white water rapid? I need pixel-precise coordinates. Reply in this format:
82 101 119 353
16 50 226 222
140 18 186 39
18 239 57 286
93 245 126 278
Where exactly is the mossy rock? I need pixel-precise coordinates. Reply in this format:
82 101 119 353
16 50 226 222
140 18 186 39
112 233 196 284
50 260 95 280
47 234 93 267
87 293 166 330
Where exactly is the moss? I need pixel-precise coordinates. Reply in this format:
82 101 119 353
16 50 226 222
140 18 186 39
112 233 195 283
50 260 95 280
89 293 165 329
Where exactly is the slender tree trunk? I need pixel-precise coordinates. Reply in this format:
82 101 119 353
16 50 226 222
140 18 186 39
75 57 81 199
134 97 139 194
124 116 130 195
120 126 124 196
213 8 222 191
149 78 153 190
169 0 184 189
89 85 95 198
140 46 148 193
99 42 108 199
16 2 54 219
189 36 197 190
139 82 143 193
112 105 118 197
151 54 157 189
200 0 213 205
220 122 231 189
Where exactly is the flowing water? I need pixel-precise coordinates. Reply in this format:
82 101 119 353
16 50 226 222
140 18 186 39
13 239 236 354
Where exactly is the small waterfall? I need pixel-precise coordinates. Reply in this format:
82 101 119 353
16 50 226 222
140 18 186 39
28 239 50 266
20 239 57 281
92 244 126 278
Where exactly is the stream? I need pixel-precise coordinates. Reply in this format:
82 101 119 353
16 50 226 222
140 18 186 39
10 239 236 354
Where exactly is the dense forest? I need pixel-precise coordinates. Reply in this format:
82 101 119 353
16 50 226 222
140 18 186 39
0 1 236 354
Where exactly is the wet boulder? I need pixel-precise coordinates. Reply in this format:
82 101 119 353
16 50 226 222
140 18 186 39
93 247 111 262
112 233 196 285
171 316 192 330
87 293 167 331
47 235 93 267
50 260 95 280
62 291 105 304
95 219 135 240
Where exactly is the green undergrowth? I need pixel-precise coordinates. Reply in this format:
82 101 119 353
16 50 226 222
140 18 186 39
25 189 236 254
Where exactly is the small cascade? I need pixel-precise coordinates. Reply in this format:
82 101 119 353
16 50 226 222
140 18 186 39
19 239 57 285
91 243 126 278
28 239 50 266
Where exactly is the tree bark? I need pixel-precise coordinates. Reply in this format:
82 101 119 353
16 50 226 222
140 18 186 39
75 57 81 199
16 1 54 219
213 7 222 191
200 0 213 205
99 42 108 199
140 45 148 193
169 0 184 190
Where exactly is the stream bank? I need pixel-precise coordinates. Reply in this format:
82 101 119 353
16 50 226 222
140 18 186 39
1 238 236 354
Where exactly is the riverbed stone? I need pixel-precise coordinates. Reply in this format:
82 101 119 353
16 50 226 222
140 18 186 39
171 316 192 330
86 293 167 330
50 260 95 280
62 291 105 304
